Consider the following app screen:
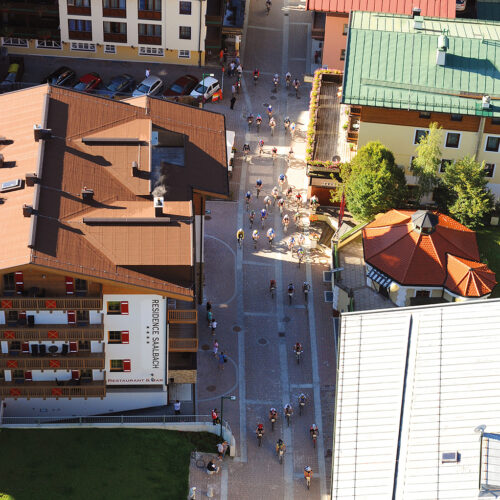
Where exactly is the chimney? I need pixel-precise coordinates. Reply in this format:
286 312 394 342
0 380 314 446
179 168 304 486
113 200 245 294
412 7 421 18
23 204 33 217
33 124 52 142
482 95 491 110
25 173 38 186
0 154 3 168
82 187 94 201
131 160 139 177
154 196 164 217
436 33 449 66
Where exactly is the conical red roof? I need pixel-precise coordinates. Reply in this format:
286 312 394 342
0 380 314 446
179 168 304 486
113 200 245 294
445 254 497 297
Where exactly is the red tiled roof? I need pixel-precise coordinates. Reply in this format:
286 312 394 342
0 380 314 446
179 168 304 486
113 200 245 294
362 210 481 288
445 254 497 297
306 0 456 17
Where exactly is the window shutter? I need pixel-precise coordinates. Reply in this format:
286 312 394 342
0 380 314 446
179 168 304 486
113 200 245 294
71 370 80 379
15 271 24 294
21 342 29 353
121 331 129 344
69 341 78 353
18 311 26 320
67 311 76 324
65 277 74 295
120 301 129 315
123 359 131 372
24 371 32 381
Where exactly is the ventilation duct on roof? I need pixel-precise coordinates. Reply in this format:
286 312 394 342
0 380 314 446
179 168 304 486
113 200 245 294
412 7 421 18
131 160 139 177
22 204 33 217
33 124 52 142
81 187 94 201
25 173 38 186
0 154 3 168
154 196 164 217
482 95 491 109
436 34 449 66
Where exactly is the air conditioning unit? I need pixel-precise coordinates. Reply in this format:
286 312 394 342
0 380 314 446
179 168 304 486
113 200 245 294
442 452 459 463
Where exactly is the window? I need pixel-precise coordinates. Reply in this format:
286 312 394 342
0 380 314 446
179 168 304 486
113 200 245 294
445 132 460 148
7 311 18 323
81 369 92 379
180 1 192 14
492 118 500 125
342 24 348 35
139 24 161 36
108 331 130 344
440 159 451 173
3 273 15 291
107 301 129 315
139 0 161 10
12 369 24 379
419 112 431 119
451 114 463 121
68 0 90 5
78 340 90 351
68 19 92 32
70 42 96 51
76 310 89 324
340 49 346 61
415 290 430 298
36 40 62 49
103 22 127 34
10 341 21 351
0 370 4 381
104 44 116 53
179 26 191 39
1 38 29 48
110 359 131 372
414 129 428 144
103 0 125 7
75 279 87 295
484 163 495 178
486 136 500 152
178 49 190 58
139 46 164 56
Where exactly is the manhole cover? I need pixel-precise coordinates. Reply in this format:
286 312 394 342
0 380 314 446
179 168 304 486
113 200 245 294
205 216 212 221
233 325 241 332
270 95 277 100
283 316 290 323
278 331 285 337
206 385 216 392
201 344 210 350
258 338 268 345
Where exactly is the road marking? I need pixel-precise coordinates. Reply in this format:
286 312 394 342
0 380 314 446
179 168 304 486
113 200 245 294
290 383 313 389
245 399 277 405
242 260 274 267
247 25 283 32
244 311 275 317
221 465 228 500
289 57 306 61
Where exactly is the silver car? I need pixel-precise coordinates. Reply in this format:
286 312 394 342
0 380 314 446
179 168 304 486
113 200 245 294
132 75 164 97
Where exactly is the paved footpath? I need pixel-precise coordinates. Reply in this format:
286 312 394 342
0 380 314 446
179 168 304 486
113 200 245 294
192 0 336 498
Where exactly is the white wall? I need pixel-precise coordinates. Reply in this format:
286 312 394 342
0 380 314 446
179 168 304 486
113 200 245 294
104 294 166 386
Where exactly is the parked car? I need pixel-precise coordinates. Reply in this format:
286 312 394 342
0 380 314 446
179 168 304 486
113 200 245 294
132 75 164 97
1 59 24 86
73 72 102 92
456 0 467 11
163 74 198 98
42 66 76 87
190 76 221 101
99 74 136 99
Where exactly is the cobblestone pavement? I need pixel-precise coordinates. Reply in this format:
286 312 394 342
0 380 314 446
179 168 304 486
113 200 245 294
192 0 338 498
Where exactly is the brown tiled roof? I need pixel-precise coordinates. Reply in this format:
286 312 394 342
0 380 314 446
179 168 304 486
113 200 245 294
445 254 497 297
362 210 489 294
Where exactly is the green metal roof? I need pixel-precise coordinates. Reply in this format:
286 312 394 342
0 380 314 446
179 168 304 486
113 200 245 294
477 1 500 22
342 11 500 116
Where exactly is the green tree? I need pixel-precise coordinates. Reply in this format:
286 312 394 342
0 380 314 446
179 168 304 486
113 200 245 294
441 156 494 229
331 141 407 222
410 122 442 201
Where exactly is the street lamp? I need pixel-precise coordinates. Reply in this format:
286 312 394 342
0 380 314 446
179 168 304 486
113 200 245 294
200 72 214 108
220 395 236 438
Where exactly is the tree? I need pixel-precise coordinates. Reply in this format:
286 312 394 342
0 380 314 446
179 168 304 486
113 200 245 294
410 122 442 201
331 141 407 222
441 156 494 229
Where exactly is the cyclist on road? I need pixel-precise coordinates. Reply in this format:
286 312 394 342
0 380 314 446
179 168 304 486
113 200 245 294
285 72 292 88
256 114 263 131
269 279 277 295
245 190 252 209
272 146 278 160
253 68 260 84
271 186 279 204
304 466 313 488
264 195 272 212
236 228 244 248
249 210 255 228
256 423 264 436
266 0 272 14
258 139 265 155
276 438 286 455
284 404 293 418
287 236 295 251
267 227 275 246
277 197 285 214
256 178 263 197
298 392 307 407
282 214 290 232
310 424 319 439
243 143 250 158
294 342 303 356
284 116 290 131
303 281 311 297
260 208 267 228
267 104 273 118
252 229 259 248
293 78 300 96
269 407 278 423
269 116 276 136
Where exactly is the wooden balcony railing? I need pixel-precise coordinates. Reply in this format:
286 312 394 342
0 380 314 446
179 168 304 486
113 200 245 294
169 338 198 352
67 5 91 15
138 35 161 45
138 10 161 20
0 352 105 370
103 33 127 43
168 309 197 324
103 7 126 18
0 297 102 311
1 324 104 341
68 31 92 41
0 380 106 399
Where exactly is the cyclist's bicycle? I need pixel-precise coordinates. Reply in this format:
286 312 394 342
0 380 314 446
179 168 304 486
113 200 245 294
311 430 318 449
256 428 264 447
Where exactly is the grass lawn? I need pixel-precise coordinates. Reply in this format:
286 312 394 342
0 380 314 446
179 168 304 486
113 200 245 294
477 225 500 298
0 428 219 500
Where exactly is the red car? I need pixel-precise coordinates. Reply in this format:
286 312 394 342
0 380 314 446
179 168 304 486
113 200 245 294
163 74 198 98
73 72 102 92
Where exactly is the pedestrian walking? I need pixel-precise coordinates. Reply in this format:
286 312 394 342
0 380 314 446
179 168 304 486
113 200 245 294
145 68 150 78
229 61 235 77
218 351 226 370
206 301 212 314
222 440 229 458
219 48 224 64
211 319 217 336
174 400 181 415
211 408 219 426
217 442 224 460
213 339 219 357
235 56 240 66
207 310 213 327
231 84 237 96
230 96 236 109
223 47 228 63
236 64 243 77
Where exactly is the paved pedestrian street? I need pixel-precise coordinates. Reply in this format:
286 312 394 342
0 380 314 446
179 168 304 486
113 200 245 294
191 0 338 498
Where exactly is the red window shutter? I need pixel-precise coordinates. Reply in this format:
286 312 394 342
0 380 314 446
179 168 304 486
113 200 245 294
67 311 76 324
123 359 131 372
15 271 24 294
24 371 32 381
21 342 29 353
18 311 26 320
120 301 129 315
65 277 74 295
121 331 129 344
71 370 80 379
69 342 77 353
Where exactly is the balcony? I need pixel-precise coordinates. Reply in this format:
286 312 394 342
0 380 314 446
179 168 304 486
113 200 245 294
0 296 102 311
206 14 223 25
103 7 126 18
68 31 92 41
0 2 58 16
138 35 161 46
67 5 91 15
1 25 60 40
138 9 161 20
1 324 104 342
0 352 105 370
0 380 106 399
103 33 127 43
168 309 197 352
